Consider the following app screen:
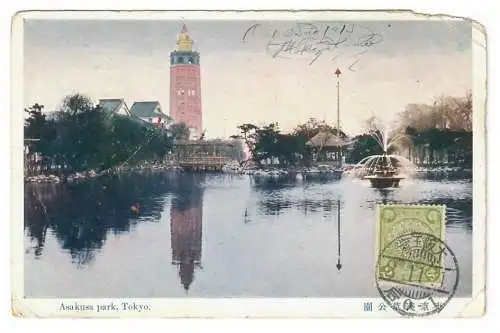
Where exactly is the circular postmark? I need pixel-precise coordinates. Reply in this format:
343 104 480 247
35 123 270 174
375 232 459 317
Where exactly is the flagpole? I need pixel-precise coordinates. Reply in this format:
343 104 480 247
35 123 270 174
336 199 342 271
334 68 342 169
336 72 340 134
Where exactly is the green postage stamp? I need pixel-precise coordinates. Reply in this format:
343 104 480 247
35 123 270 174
376 204 446 286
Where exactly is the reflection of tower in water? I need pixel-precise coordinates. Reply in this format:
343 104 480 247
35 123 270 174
170 176 203 292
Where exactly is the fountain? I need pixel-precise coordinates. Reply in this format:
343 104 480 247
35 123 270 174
354 154 415 178
351 122 415 188
362 154 406 188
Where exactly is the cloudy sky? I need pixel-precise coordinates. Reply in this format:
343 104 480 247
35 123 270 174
23 18 472 138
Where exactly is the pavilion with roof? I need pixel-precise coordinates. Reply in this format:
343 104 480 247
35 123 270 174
305 131 350 167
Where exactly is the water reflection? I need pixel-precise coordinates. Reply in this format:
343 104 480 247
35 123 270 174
249 178 472 229
24 171 178 265
170 175 203 292
25 174 472 260
24 173 473 297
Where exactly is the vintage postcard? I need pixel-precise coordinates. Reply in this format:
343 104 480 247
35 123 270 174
12 10 486 318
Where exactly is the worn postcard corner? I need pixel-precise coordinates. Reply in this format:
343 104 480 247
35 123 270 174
13 9 486 318
11 303 30 318
456 290 487 318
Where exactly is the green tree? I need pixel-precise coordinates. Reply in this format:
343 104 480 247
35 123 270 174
25 93 175 174
61 94 95 116
169 122 191 141
48 94 109 171
233 122 307 167
24 103 56 155
275 134 307 166
232 123 259 165
346 134 383 163
396 93 473 166
293 118 346 139
253 123 280 163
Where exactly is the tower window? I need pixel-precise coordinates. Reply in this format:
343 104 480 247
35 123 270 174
188 57 194 64
178 56 184 64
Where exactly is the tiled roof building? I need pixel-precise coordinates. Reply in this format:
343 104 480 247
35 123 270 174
129 101 173 127
97 98 131 116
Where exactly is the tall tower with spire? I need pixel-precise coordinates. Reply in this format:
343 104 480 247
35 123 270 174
169 24 203 139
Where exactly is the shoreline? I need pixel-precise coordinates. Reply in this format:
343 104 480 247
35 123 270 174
24 163 473 184
24 163 185 184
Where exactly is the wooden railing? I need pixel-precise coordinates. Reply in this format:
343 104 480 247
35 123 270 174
177 156 229 170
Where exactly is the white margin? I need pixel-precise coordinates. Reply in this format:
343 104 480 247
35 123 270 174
10 9 487 318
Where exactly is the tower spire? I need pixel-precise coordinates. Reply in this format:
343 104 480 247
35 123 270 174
176 24 193 52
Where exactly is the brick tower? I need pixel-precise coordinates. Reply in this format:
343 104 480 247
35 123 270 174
169 24 202 139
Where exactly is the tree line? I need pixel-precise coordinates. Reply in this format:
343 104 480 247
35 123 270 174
349 92 473 166
232 119 346 167
25 91 473 173
233 92 473 168
24 94 191 174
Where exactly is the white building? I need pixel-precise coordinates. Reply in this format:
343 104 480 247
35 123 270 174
97 98 131 116
129 101 173 128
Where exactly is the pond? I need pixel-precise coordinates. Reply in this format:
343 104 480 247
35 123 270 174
24 171 472 298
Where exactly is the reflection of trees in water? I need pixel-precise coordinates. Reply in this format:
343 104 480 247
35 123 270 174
252 183 472 230
363 194 472 230
251 181 293 191
257 199 341 217
417 197 473 231
170 174 204 292
414 172 473 181
298 199 340 216
253 181 344 217
257 198 292 216
252 184 288 216
256 195 340 218
24 171 182 266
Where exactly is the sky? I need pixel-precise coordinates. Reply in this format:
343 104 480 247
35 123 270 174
23 18 472 138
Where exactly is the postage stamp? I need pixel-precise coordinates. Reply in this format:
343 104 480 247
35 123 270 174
375 204 459 316
11 9 486 318
376 231 459 317
377 204 446 284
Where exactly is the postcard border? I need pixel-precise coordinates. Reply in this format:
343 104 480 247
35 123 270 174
11 10 487 318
